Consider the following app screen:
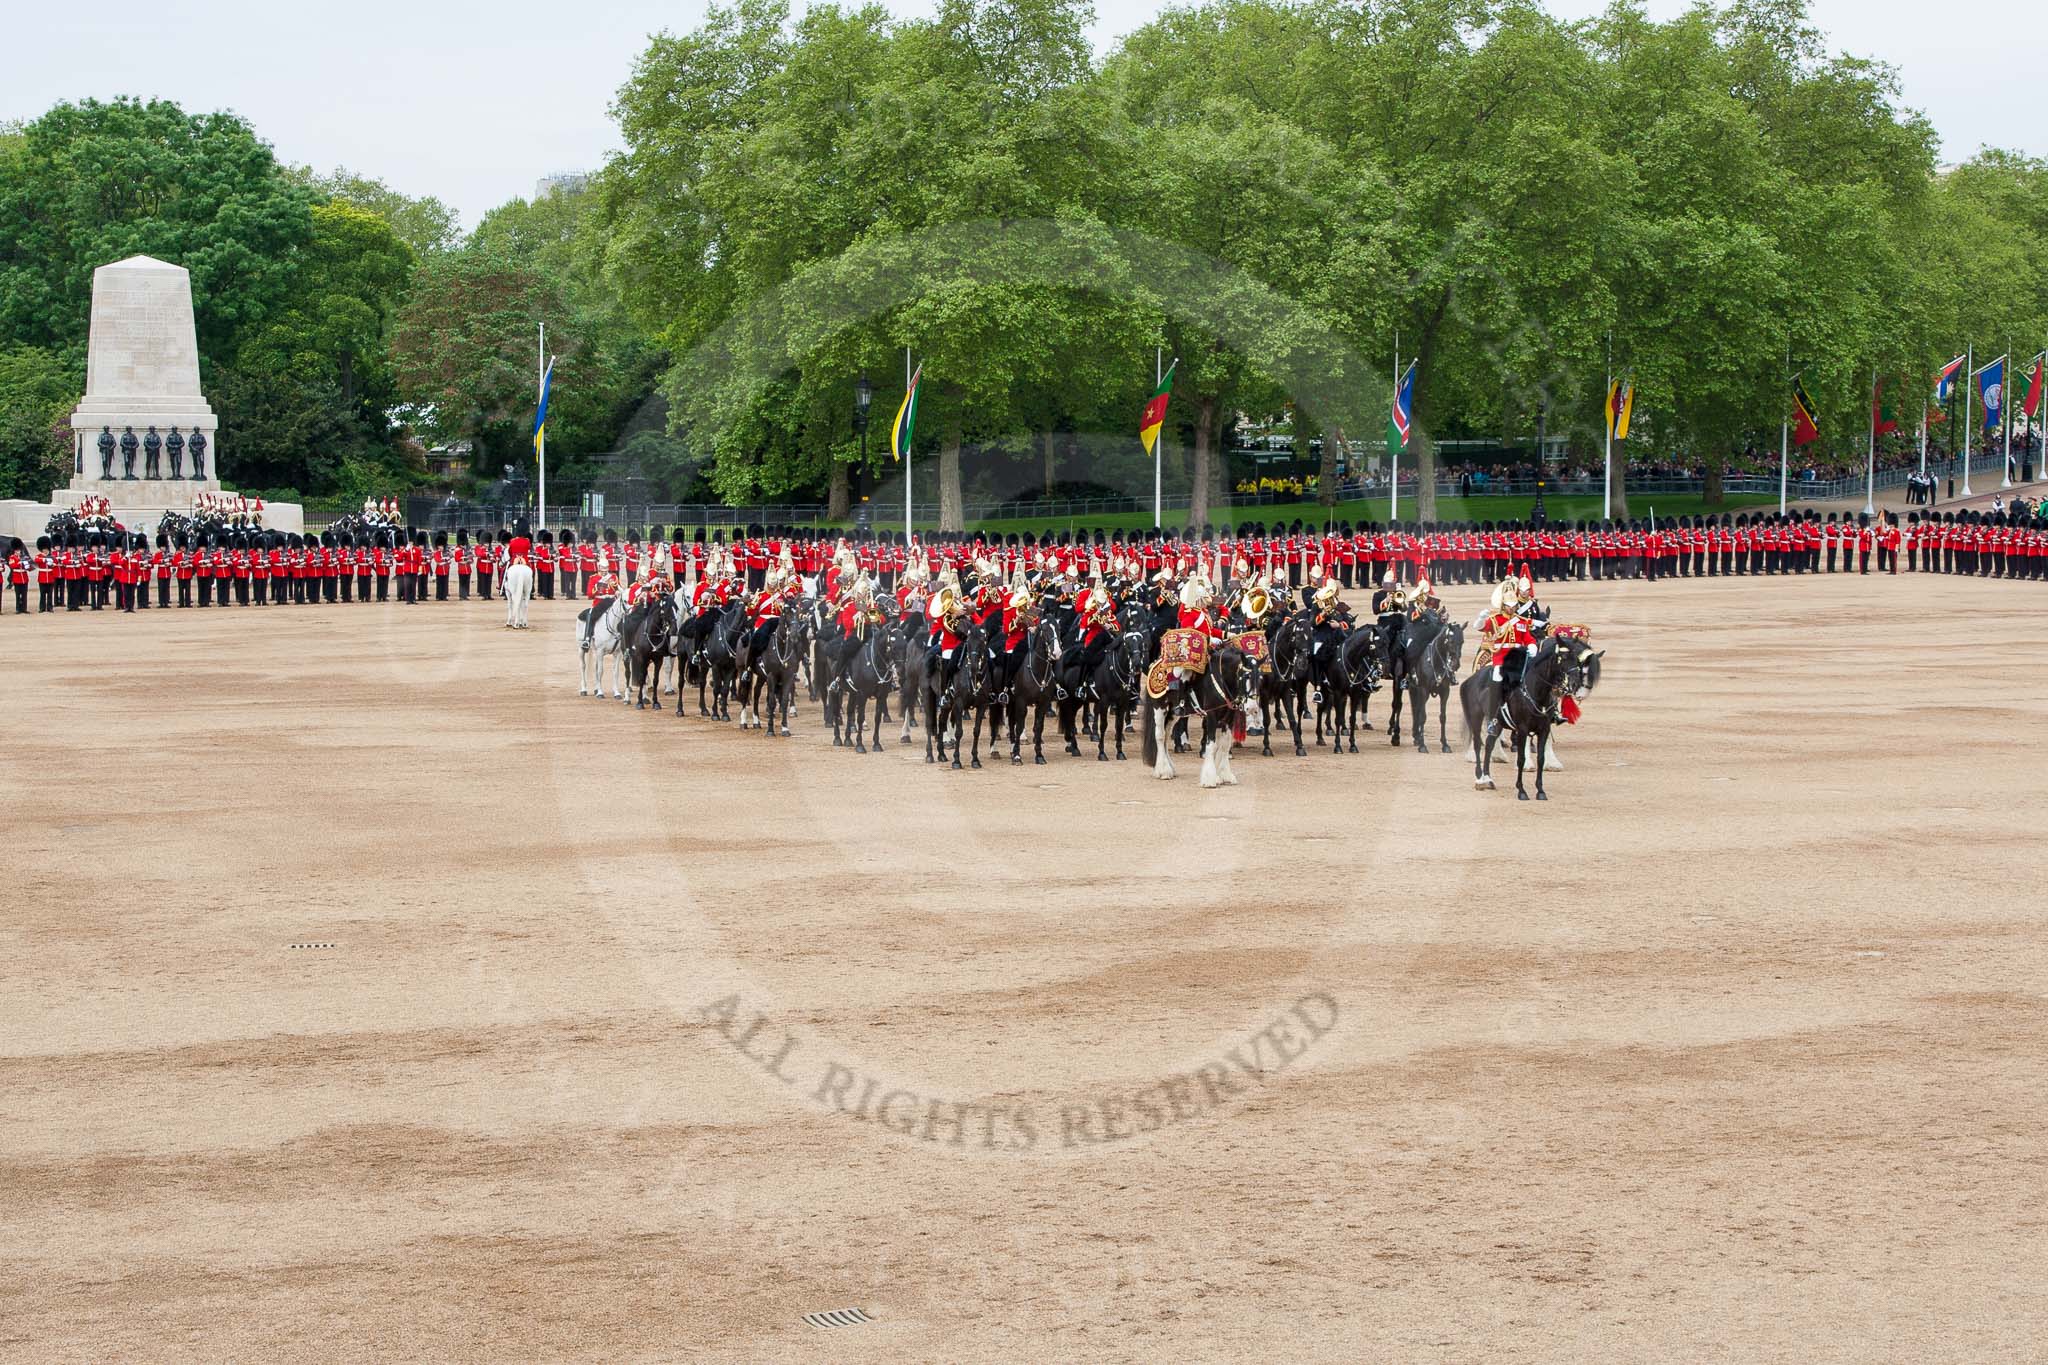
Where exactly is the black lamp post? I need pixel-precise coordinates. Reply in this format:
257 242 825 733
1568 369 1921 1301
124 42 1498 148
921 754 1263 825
853 373 874 528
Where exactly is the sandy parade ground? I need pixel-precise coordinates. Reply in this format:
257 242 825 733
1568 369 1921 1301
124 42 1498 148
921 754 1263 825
3 569 2044 1363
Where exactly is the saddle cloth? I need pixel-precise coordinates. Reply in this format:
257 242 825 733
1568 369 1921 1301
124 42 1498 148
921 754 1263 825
1157 627 1210 673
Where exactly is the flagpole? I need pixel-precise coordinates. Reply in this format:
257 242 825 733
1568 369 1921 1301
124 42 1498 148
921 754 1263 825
1390 330 1399 523
1154 347 1163 531
904 346 913 543
1865 368 1876 516
1603 332 1613 521
1962 344 1973 498
537 322 547 532
1918 380 1927 480
2001 340 2013 488
2023 349 2039 482
1779 341 1790 516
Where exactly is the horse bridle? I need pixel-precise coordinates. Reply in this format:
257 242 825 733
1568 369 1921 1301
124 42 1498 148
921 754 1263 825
1108 634 1142 696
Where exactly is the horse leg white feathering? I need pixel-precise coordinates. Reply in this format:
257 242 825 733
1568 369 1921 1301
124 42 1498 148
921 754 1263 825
1519 736 1563 771
1199 737 1219 788
1153 708 1176 780
1217 730 1239 786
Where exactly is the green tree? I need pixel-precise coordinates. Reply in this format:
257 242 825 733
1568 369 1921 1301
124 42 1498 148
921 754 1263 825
0 346 79 500
292 165 462 257
241 201 414 411
0 98 313 361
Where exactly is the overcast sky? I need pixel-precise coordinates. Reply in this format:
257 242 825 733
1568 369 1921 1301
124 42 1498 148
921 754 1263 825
8 0 2041 232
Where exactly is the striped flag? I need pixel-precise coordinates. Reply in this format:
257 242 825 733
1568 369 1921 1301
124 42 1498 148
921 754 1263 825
1139 360 1177 455
1605 375 1635 441
889 364 921 462
1791 377 1819 446
1872 377 1899 436
1386 360 1416 453
532 356 554 453
1934 354 1965 404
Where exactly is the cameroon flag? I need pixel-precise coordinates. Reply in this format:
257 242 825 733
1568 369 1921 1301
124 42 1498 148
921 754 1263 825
1791 377 1819 446
1139 361 1177 455
890 364 921 462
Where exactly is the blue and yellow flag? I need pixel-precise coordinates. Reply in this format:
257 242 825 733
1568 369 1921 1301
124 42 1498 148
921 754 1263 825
532 358 554 453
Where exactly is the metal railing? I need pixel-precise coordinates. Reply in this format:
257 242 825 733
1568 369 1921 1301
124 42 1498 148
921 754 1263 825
300 453 2038 535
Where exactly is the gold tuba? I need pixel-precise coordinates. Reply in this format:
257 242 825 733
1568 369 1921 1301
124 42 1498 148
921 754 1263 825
1242 584 1271 619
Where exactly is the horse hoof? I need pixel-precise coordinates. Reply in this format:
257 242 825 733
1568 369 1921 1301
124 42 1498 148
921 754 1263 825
1294 746 1305 758
1098 753 1108 762
1035 755 1046 766
1115 752 1126 761
780 727 790 736
951 760 963 771
1517 790 1530 801
1535 791 1547 801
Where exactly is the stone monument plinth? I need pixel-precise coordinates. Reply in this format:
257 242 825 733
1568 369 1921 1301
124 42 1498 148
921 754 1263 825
0 254 301 542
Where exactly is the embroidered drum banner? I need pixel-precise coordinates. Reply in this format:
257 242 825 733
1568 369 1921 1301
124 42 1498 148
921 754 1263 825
1157 627 1210 673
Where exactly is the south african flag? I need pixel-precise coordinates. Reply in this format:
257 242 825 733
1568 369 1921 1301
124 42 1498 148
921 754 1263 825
890 365 921 462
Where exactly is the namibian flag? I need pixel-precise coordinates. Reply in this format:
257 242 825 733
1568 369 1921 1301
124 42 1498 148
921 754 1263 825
1872 377 1899 436
1791 377 1819 446
1139 360 1177 455
532 357 554 453
1605 375 1634 441
1387 360 1417 453
890 364 921 462
1934 354 1965 404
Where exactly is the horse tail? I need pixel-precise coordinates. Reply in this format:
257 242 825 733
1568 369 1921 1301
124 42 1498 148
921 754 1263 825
1139 697 1159 768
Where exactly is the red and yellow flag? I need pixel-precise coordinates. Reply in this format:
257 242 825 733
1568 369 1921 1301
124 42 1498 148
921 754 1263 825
1139 361 1177 455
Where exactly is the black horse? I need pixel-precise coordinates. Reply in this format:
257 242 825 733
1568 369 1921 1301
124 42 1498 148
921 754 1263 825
1460 635 1604 800
697 603 746 720
1254 612 1311 757
1385 609 1454 749
1059 630 1146 762
622 595 675 710
738 606 810 736
925 623 997 768
1406 618 1464 753
895 622 928 748
1316 622 1384 755
1005 618 1061 766
829 616 901 753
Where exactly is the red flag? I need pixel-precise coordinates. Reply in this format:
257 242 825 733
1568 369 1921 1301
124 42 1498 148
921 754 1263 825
1791 378 1819 447
1872 378 1899 436
2022 356 2044 419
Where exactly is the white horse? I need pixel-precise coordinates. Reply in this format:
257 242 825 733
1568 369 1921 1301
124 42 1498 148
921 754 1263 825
503 559 534 629
578 594 628 698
